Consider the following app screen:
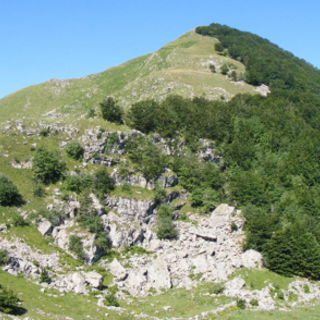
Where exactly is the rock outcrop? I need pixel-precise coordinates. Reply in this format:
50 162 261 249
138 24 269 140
105 204 248 296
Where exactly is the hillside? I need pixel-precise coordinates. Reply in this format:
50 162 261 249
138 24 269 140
0 30 262 123
1 23 320 320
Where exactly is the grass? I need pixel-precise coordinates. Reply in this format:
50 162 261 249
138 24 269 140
230 268 295 291
0 30 260 124
215 306 320 320
111 185 154 200
0 270 121 320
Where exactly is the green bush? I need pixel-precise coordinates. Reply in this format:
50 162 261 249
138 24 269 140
214 42 224 52
12 214 28 227
125 136 168 181
0 250 10 265
156 216 178 240
40 268 51 284
104 291 120 307
93 167 114 198
68 235 85 261
100 96 123 124
0 175 23 206
250 299 259 307
32 147 66 184
63 174 92 194
236 298 246 309
39 128 50 137
94 232 112 256
0 286 21 314
65 140 84 160
220 64 229 75
209 64 216 73
86 107 95 118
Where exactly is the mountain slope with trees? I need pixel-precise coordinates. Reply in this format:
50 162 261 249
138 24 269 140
1 23 320 319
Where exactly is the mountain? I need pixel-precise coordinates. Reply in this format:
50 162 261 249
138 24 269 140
0 30 262 123
1 24 320 320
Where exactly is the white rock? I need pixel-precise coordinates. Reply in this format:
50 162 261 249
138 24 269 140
37 220 53 236
84 271 103 288
224 276 245 296
241 249 263 269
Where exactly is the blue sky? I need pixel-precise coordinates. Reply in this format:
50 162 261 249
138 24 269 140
1 0 319 98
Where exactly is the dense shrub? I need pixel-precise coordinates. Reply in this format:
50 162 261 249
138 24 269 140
93 167 114 198
100 96 123 124
94 232 112 256
63 174 92 194
155 205 177 240
68 235 85 261
0 175 23 206
0 286 21 314
0 250 10 265
220 64 229 75
32 147 66 184
65 140 84 160
125 136 168 181
12 214 28 227
104 291 120 307
40 268 51 284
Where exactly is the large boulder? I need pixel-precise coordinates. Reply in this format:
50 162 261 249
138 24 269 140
84 271 103 289
145 259 172 293
241 249 263 269
223 276 245 296
108 258 128 281
37 220 53 236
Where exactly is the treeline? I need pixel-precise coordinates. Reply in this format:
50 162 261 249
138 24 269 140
196 23 320 94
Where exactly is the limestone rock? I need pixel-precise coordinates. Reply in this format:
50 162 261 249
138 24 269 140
37 220 53 236
241 249 263 269
105 196 155 221
223 276 245 296
145 259 171 293
84 271 103 288
109 260 128 282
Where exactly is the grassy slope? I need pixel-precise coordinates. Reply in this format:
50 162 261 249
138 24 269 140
1 268 320 320
0 30 258 123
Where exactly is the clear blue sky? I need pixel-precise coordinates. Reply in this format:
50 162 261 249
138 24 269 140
1 0 319 99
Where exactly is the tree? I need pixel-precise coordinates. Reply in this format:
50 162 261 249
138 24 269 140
32 147 66 184
220 64 229 75
127 100 158 133
0 249 10 265
100 96 123 124
65 140 84 160
214 42 224 52
93 167 114 198
156 216 178 240
0 175 23 206
0 286 21 314
265 222 320 279
156 205 178 240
